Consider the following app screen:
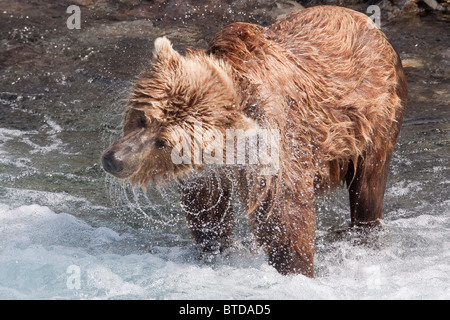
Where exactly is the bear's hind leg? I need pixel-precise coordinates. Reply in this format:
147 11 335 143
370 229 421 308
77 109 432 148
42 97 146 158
346 149 393 228
179 174 234 254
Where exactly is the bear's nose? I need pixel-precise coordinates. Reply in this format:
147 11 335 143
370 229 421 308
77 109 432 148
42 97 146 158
102 150 124 174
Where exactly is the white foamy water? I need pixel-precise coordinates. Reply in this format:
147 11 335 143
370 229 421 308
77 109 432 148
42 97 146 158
0 195 449 299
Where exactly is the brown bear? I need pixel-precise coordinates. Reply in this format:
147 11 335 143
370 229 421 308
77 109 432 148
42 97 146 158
102 5 407 277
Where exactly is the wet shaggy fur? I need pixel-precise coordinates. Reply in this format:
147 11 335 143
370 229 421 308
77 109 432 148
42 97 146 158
102 6 407 277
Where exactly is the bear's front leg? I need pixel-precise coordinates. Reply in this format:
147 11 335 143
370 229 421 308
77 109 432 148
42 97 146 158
250 189 316 277
179 173 234 254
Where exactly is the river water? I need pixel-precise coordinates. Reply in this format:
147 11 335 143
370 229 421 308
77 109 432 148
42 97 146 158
0 1 449 299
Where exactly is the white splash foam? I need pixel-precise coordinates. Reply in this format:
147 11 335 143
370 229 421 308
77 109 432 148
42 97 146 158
0 199 449 299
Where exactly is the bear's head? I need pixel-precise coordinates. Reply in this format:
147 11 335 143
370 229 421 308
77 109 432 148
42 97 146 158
102 37 258 187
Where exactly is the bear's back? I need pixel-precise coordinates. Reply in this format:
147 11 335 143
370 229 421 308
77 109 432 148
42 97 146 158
208 6 404 156
208 6 406 190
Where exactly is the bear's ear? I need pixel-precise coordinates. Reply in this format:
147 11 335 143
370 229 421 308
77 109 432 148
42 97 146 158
153 37 181 65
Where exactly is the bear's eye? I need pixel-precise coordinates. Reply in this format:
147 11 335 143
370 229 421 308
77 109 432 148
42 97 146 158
137 113 147 128
154 139 166 149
